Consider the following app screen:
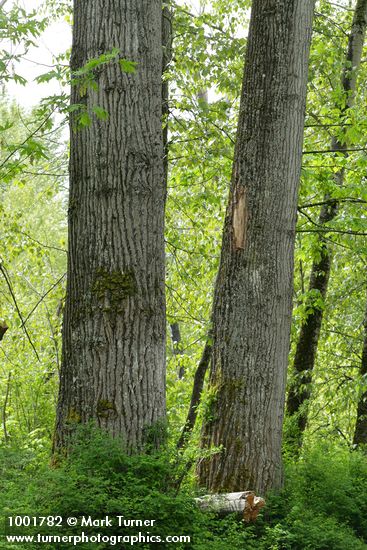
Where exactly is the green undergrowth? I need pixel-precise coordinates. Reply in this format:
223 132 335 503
0 430 366 549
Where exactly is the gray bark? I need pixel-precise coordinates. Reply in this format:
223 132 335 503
286 0 367 446
197 0 315 494
54 0 166 452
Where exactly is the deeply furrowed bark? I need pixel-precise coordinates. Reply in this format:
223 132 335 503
197 0 315 494
54 0 166 452
286 0 367 447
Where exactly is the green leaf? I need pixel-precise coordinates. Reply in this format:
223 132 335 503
92 106 109 121
78 111 91 127
119 59 138 73
34 71 59 84
12 73 27 85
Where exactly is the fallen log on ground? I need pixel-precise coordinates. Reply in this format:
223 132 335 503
195 491 265 522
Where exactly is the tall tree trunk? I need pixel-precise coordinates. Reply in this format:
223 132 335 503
162 2 171 182
353 290 367 445
54 0 166 452
286 0 367 446
197 0 315 495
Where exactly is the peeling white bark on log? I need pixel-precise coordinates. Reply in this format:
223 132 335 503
195 491 265 522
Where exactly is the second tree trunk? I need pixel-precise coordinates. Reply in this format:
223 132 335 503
197 0 315 494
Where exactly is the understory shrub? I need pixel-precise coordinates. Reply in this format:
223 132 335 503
1 431 367 549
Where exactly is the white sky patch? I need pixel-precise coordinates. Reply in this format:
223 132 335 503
4 0 353 109
4 0 247 108
5 0 71 107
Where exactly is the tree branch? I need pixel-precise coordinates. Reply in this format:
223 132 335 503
0 262 40 361
21 273 66 329
303 147 367 155
299 198 367 209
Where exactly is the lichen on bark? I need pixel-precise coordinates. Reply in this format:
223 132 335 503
66 408 82 424
97 399 117 419
92 267 137 309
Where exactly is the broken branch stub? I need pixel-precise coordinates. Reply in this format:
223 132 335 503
0 323 8 341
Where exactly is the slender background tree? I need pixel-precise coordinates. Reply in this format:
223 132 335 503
287 0 367 449
353 285 367 445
